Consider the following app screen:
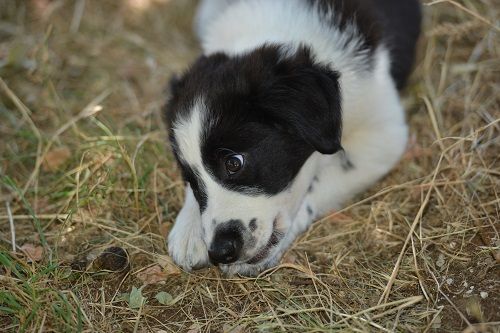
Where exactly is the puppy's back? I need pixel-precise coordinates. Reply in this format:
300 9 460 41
312 0 421 89
371 0 421 89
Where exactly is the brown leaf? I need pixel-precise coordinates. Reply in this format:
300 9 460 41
403 135 431 160
20 244 43 262
327 210 352 222
137 265 168 285
42 147 71 172
158 222 171 239
157 255 181 276
282 253 297 264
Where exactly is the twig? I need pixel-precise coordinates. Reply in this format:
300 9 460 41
37 312 47 333
6 201 16 252
70 0 86 34
0 214 70 220
422 306 444 333
133 298 144 333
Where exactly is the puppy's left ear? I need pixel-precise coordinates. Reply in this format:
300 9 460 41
261 50 343 154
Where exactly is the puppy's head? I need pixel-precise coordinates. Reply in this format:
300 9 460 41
165 44 342 269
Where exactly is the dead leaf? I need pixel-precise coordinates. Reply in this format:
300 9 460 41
157 255 181 276
158 222 171 239
327 210 352 222
20 244 43 262
155 291 174 305
128 286 146 309
42 147 71 172
137 265 168 285
282 253 297 264
403 135 430 160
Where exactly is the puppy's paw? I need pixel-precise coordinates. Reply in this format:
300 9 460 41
167 210 209 271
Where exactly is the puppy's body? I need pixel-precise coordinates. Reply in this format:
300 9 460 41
166 0 421 275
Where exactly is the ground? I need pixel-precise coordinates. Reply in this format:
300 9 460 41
0 0 499 332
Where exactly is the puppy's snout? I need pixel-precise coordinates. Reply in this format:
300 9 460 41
208 222 243 265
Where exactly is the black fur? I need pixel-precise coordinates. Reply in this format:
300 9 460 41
310 0 381 55
371 0 422 89
310 0 421 89
165 45 342 196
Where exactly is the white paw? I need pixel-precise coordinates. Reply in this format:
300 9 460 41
167 206 209 271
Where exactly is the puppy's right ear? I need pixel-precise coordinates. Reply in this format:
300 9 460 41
257 46 343 155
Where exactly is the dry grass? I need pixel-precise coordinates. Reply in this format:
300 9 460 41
0 0 499 332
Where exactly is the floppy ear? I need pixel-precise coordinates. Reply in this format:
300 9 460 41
259 49 342 154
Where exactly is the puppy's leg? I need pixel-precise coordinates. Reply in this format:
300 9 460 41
168 184 209 271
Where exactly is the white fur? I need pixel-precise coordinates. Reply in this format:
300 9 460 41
168 0 408 275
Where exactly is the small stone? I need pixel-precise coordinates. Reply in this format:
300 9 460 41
480 292 488 299
436 254 445 267
446 278 453 285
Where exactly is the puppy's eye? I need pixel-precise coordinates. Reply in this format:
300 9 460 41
225 154 244 174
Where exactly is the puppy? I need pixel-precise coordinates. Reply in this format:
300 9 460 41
164 0 421 276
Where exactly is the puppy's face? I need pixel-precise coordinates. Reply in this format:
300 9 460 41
165 45 342 270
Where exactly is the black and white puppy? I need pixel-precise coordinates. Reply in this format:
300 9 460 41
164 0 421 276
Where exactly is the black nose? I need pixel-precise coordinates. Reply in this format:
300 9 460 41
208 222 243 265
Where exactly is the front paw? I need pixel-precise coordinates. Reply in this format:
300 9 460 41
167 213 209 272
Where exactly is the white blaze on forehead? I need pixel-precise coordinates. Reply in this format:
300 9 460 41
172 100 206 167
